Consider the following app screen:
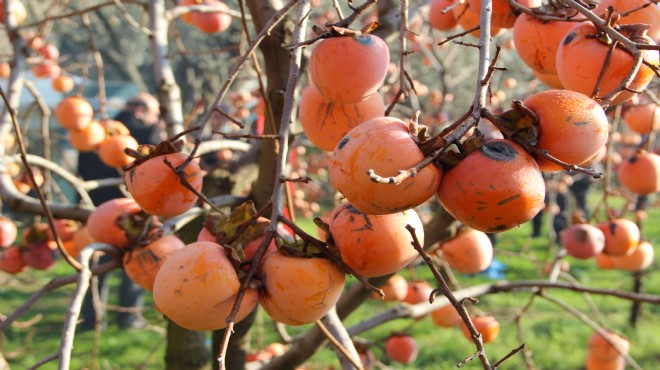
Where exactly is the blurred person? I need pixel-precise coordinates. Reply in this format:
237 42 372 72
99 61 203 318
78 92 161 330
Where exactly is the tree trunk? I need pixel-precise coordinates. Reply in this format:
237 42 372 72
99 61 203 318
165 320 211 370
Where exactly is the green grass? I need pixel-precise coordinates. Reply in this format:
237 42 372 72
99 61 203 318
1 203 659 369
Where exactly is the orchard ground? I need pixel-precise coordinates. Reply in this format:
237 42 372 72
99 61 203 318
1 193 658 369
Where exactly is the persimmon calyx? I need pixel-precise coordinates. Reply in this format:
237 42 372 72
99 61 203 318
123 139 185 171
116 210 159 248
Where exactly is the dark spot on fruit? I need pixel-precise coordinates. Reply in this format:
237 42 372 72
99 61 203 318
497 195 520 206
490 225 508 232
563 32 576 45
337 136 349 149
482 141 518 162
355 34 374 46
477 206 487 211
456 181 466 194
565 116 572 121
573 121 588 126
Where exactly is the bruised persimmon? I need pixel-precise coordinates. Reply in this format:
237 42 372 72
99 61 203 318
329 116 442 215
123 235 186 291
258 251 345 325
54 96 94 131
98 135 138 168
523 89 609 171
588 330 630 361
431 303 462 327
86 198 142 249
616 151 660 195
597 218 640 256
299 84 384 151
556 22 659 105
439 228 493 274
560 223 605 259
513 14 576 75
437 139 545 233
68 120 106 152
429 0 458 31
468 0 541 29
460 315 500 343
153 241 257 331
309 34 390 103
126 152 203 217
611 240 654 272
623 103 659 134
328 203 422 277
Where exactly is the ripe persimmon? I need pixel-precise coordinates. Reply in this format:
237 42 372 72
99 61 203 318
86 198 142 249
438 139 545 233
556 22 659 105
585 355 625 370
309 34 389 103
595 0 660 42
69 226 95 259
0 245 26 274
153 241 258 331
616 151 660 195
429 0 458 31
98 134 138 168
191 0 231 34
431 303 462 327
532 69 563 89
51 75 75 93
22 242 57 270
329 204 422 277
439 228 493 274
597 218 640 256
460 315 500 343
299 84 384 151
123 235 186 291
68 120 106 152
402 280 434 305
588 330 629 361
623 103 659 134
54 96 94 131
178 0 196 24
468 0 541 29
560 223 605 259
452 2 502 38
374 274 408 302
513 14 576 74
258 251 345 325
523 89 609 171
611 241 654 272
126 152 203 217
385 335 418 364
595 252 617 270
329 117 442 215
0 215 18 248
0 62 10 78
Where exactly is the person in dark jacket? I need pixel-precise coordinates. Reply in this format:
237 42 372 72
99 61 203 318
79 92 161 330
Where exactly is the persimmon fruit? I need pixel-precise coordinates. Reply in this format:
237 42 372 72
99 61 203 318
523 89 609 171
123 235 186 291
68 120 106 152
126 152 203 217
375 274 408 302
54 96 94 131
0 245 26 274
309 34 390 103
595 252 617 270
437 139 545 232
585 354 625 370
299 84 384 151
616 151 660 195
191 0 232 34
595 0 660 42
0 215 18 248
468 0 541 29
623 103 659 134
611 241 654 272
86 198 142 249
0 62 10 78
513 15 576 75
52 75 75 93
460 315 500 343
431 303 462 327
385 335 418 364
439 228 493 274
328 203 422 277
452 2 502 38
597 218 640 256
153 241 257 331
556 22 659 105
98 135 138 168
403 280 435 305
588 330 629 361
429 0 458 31
258 251 345 325
329 116 442 215
560 223 605 259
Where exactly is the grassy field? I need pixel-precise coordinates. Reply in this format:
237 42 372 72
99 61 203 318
1 196 659 370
